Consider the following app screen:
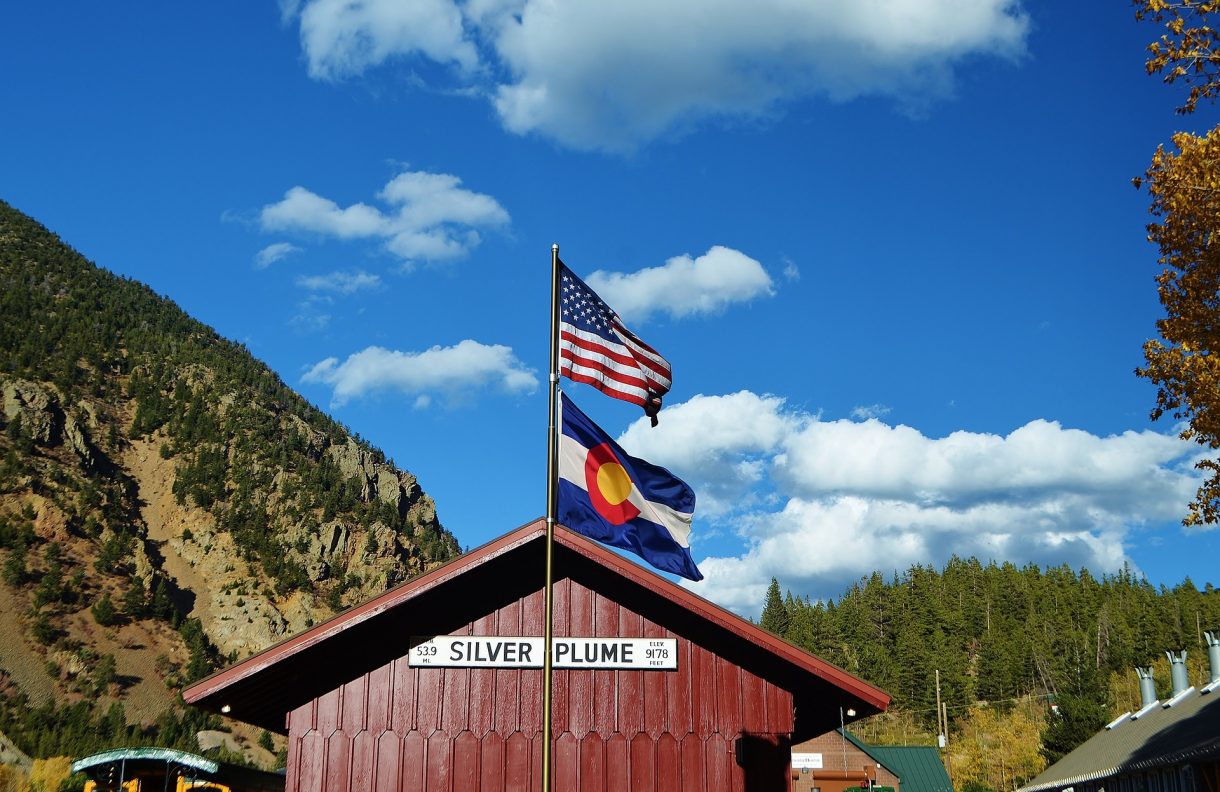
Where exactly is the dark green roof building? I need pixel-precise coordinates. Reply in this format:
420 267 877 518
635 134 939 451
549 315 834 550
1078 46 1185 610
790 728 953 792
842 731 955 792
841 732 955 792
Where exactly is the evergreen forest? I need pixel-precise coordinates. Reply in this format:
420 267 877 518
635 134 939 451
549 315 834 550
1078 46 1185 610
760 560 1220 789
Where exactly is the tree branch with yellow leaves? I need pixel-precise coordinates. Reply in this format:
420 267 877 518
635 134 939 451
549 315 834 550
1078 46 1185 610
1135 0 1220 113
1134 2 1220 524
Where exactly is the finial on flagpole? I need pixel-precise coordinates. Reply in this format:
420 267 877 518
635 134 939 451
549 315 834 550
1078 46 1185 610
552 243 559 252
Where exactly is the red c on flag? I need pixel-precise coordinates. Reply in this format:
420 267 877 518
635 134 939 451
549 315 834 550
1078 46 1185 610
583 443 641 525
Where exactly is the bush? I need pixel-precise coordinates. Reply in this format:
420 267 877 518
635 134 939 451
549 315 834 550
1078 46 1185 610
0 764 27 792
90 592 116 626
92 654 117 694
30 611 57 645
2 552 27 586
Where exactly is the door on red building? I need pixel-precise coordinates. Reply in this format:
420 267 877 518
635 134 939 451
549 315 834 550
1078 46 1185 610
739 733 794 792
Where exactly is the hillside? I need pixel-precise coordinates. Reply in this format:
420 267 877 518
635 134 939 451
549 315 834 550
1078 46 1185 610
0 200 460 762
761 561 1220 790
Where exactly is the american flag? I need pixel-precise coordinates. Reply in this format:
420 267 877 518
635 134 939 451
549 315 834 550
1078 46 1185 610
559 261 672 424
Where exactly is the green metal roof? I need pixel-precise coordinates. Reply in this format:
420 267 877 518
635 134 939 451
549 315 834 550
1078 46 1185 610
1019 685 1220 792
842 730 955 792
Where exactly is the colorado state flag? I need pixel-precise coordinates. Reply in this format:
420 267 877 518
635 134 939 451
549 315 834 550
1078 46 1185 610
557 393 702 581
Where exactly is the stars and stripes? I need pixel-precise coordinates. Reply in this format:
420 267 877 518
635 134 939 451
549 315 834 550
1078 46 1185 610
558 261 672 423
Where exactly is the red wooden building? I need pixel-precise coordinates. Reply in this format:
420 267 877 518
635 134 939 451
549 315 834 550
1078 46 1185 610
184 519 889 791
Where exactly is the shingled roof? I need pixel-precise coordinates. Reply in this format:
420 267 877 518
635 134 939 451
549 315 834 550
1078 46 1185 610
1019 683 1220 792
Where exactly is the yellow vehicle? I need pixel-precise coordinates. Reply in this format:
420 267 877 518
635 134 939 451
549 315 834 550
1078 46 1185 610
73 747 282 792
83 781 229 792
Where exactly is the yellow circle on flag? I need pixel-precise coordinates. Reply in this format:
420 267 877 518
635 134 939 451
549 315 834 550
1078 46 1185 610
596 462 633 505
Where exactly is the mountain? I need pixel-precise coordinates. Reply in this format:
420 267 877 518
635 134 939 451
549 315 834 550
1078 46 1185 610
0 200 459 763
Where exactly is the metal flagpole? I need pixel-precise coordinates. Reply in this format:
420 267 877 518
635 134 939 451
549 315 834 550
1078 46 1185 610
542 242 561 792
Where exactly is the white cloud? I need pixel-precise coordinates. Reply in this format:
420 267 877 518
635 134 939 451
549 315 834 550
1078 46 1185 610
584 246 774 323
296 0 478 80
302 340 537 407
296 270 382 294
774 418 1195 510
254 242 302 269
617 392 1202 615
290 295 333 332
283 0 1030 151
851 404 891 421
782 258 800 282
697 496 1135 616
620 391 799 515
259 170 509 265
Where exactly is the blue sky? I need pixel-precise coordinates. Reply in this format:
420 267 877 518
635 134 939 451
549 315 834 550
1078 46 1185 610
3 1 1219 616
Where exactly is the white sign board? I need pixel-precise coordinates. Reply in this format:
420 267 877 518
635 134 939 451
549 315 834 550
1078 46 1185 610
792 753 824 769
553 637 676 669
409 636 677 670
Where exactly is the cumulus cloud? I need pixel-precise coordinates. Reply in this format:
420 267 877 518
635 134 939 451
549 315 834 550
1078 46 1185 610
296 270 382 294
259 170 509 265
615 392 1202 615
584 246 774 323
621 391 798 515
283 0 1030 151
255 242 302 269
302 340 537 407
295 0 478 79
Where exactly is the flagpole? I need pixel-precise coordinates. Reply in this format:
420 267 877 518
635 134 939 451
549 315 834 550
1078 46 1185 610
542 242 560 792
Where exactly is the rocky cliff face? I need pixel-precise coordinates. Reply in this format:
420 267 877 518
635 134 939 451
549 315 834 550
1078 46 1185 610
3 379 96 468
2 375 454 663
0 200 461 753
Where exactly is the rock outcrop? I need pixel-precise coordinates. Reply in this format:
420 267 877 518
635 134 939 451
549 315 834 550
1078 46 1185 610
2 378 99 468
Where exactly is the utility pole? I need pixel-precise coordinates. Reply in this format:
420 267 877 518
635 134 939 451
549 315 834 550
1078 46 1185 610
840 706 848 774
935 669 944 749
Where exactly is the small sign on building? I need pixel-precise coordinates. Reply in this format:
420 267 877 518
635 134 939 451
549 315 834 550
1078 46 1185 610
408 635 679 670
793 752 824 769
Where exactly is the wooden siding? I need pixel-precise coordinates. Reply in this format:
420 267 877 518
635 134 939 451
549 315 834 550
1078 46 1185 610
283 578 794 792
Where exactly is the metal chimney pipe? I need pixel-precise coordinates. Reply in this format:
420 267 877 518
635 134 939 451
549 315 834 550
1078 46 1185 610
1137 666 1157 707
1206 632 1220 684
1166 650 1189 695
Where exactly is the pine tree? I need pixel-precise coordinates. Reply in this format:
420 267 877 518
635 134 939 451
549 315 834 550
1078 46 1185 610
90 592 116 626
759 578 790 636
1040 660 1109 763
121 577 146 618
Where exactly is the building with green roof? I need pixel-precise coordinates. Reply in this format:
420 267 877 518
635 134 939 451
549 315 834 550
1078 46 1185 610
792 729 953 792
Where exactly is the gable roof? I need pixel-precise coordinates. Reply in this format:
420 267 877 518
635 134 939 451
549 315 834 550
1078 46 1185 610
1019 685 1220 792
842 731 954 792
184 518 889 738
